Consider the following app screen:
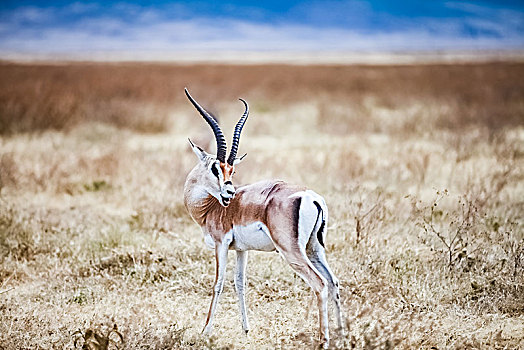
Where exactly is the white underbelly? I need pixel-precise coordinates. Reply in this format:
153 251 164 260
202 222 275 252
232 221 275 252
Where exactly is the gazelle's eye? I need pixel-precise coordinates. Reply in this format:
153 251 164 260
211 164 220 178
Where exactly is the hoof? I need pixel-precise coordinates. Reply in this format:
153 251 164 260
319 338 329 349
202 326 212 336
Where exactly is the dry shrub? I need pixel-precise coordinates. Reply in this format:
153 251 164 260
414 182 523 315
416 189 480 268
72 323 123 350
345 187 389 245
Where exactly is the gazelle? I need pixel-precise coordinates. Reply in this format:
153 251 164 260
183 88 344 347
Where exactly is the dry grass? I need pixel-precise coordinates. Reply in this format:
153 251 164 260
0 61 523 349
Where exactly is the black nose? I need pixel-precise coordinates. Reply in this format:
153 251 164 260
226 189 235 195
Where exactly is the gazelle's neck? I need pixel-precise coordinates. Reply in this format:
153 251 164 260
184 165 221 226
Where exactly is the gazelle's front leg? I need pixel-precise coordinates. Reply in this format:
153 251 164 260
203 234 231 335
235 250 249 334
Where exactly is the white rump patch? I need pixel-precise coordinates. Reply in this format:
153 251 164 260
289 190 325 251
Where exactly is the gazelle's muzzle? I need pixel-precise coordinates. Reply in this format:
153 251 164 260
220 181 235 207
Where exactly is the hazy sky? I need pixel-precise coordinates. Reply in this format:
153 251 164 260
1 1 523 56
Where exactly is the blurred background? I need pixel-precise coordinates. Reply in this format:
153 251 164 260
1 1 523 349
1 1 524 61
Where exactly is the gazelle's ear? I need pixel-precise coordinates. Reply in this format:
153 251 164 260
233 153 247 166
188 138 207 162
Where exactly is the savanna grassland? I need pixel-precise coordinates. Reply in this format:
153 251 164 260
0 61 523 349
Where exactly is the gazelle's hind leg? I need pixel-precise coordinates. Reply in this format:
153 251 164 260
279 248 330 348
306 196 344 331
306 239 345 331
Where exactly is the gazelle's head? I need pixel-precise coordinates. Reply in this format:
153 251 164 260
185 88 248 207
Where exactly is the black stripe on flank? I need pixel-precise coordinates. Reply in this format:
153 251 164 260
313 201 325 248
292 197 302 239
317 220 325 248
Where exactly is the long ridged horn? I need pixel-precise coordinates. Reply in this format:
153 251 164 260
227 98 249 165
185 88 227 163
